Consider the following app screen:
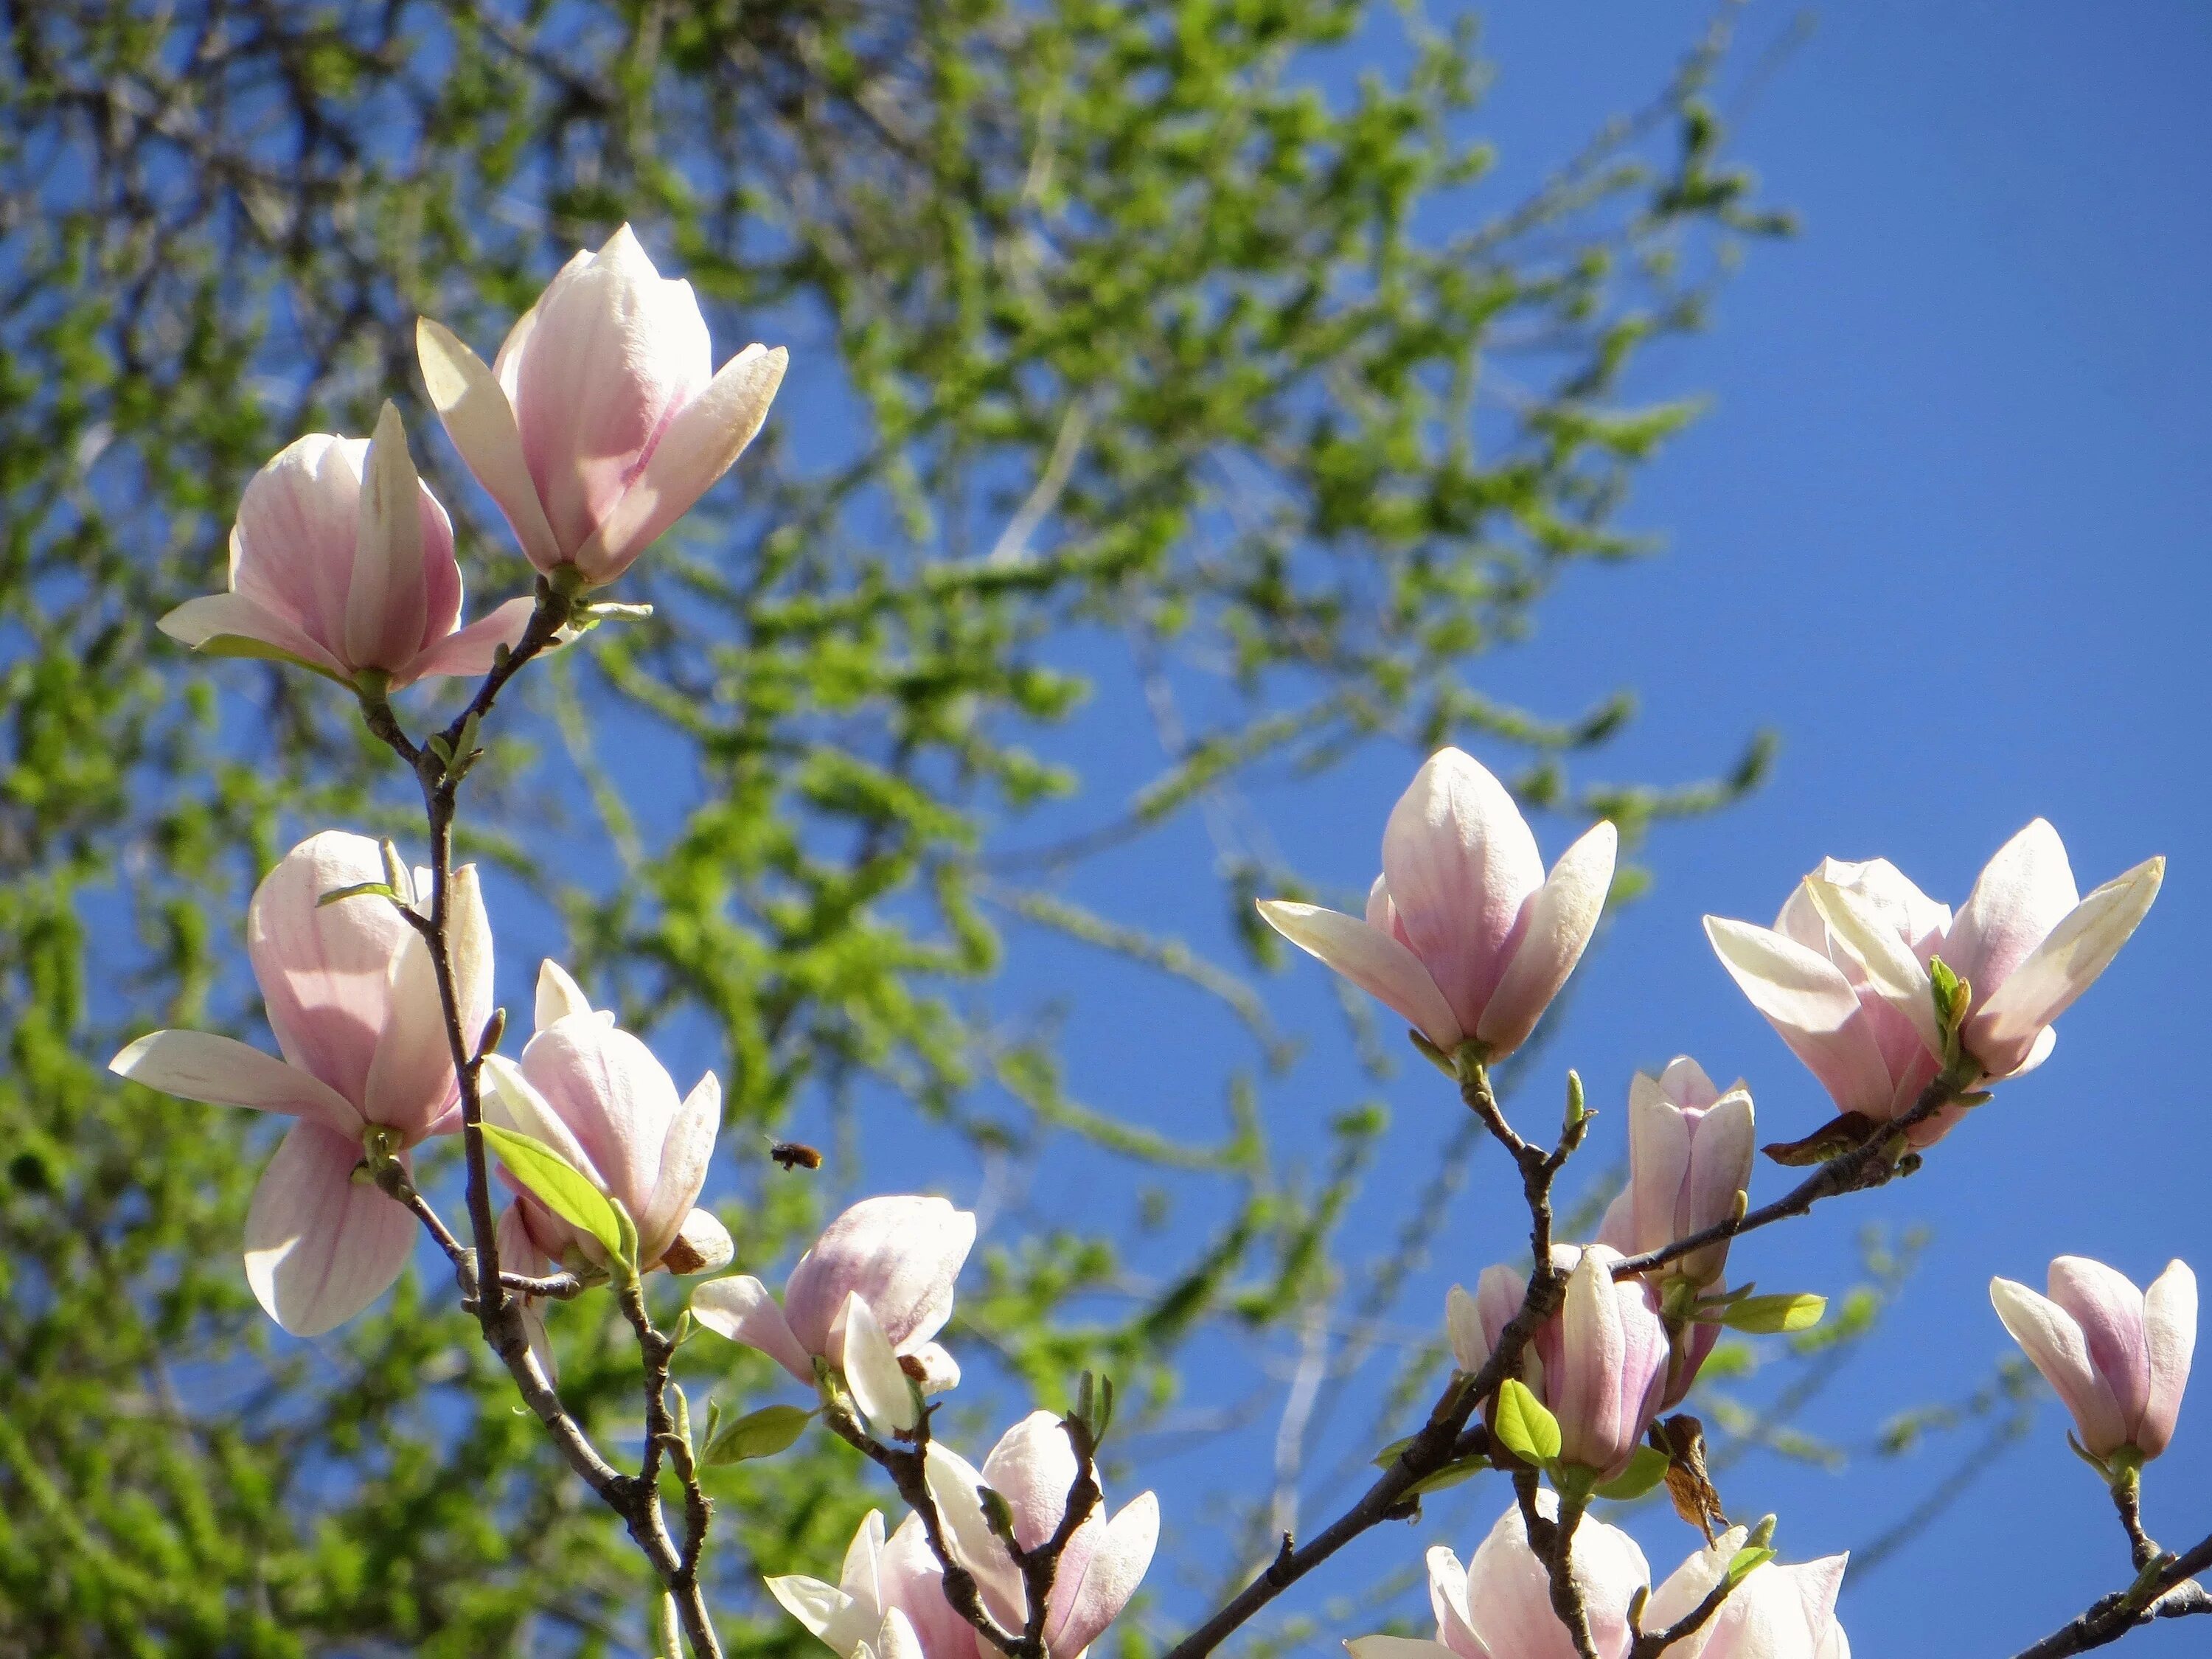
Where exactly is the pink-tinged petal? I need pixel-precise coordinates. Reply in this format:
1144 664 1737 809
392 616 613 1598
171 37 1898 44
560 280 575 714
1426 1545 1492 1659
1801 880 1940 1059
480 1052 600 1178
785 1196 978 1359
578 343 789 582
1653 1056 1724 1110
1552 1248 1641 1477
248 831 419 1110
243 1120 414 1336
2048 1256 2153 1445
690 1273 815 1380
1447 1283 1486 1374
922 1441 1026 1628
1704 919 1896 1117
664 1206 734 1276
509 227 714 560
1366 874 1397 932
1992 1275 2127 1458
157 592 352 684
229 434 363 650
1661 1317 1722 1411
516 1015 683 1223
1642 1526 1749 1635
1968 857 2163 1076
109 1029 362 1136
642 1071 720 1262
1348 1640 1472 1659
765 1572 869 1652
1618 1077 1694 1259
347 403 433 671
1680 1088 1755 1284
1047 1490 1157 1657
497 1198 559 1382
1779 858 1950 966
1479 820 1617 1055
1944 820 2081 995
448 863 494 1058
981 1411 1082 1552
361 927 458 1141
904 1342 962 1395
2140 1260 2196 1459
1256 900 1464 1050
883 1514 987 1659
493 248 592 391
400 595 536 685
417 317 566 573
1462 1492 1646 1659
841 1509 889 1610
1380 749 1546 1031
843 1293 920 1433
536 959 596 1030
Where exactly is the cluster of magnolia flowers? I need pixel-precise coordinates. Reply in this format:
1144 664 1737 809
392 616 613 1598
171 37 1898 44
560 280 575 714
1257 748 2185 1658
104 215 2195 1658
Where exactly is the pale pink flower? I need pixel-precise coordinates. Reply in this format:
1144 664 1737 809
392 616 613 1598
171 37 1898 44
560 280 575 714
768 1509 986 1659
1709 828 2160 1142
690 1195 975 1394
417 226 787 586
159 407 532 690
109 831 491 1335
1259 748 1617 1060
1644 1532 1851 1659
1991 1256 2196 1464
1448 1247 1669 1480
481 960 730 1278
1598 1057 1755 1290
922 1412 1159 1659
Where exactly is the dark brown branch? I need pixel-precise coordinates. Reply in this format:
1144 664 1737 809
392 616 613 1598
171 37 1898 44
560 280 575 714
2011 1527 2212 1658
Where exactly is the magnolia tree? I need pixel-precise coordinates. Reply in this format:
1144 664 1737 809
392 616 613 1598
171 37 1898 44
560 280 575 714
108 229 2199 1659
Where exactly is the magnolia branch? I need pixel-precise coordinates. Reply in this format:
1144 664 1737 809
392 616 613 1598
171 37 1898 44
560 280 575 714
361 574 724 1658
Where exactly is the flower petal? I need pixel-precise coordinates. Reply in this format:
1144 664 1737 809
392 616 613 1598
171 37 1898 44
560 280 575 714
347 403 431 671
1802 879 1940 1059
1968 857 2163 1074
400 595 537 685
922 1441 1025 1626
1256 901 1464 1050
1478 820 1617 1055
157 592 352 684
1992 1275 2126 1458
417 316 565 572
785 1195 978 1359
243 1120 415 1336
981 1411 1081 1552
1944 819 2080 996
689 1273 814 1380
642 1071 720 1262
536 959 596 1030
1047 1490 1157 1657
580 342 790 582
2048 1256 2153 1446
664 1206 734 1276
766 1573 868 1652
1704 918 1897 1117
109 1029 362 1135
2140 1259 2197 1459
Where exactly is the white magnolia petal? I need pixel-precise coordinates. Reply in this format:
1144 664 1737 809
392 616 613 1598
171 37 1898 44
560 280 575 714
1256 901 1464 1049
1972 858 2163 1059
1802 879 1941 1057
841 1293 919 1433
110 1029 362 1135
536 959 596 1031
417 317 564 570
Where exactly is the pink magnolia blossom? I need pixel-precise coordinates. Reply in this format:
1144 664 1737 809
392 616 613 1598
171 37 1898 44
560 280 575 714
922 1412 1159 1659
1259 748 1617 1060
481 960 731 1279
417 226 787 587
159 406 532 690
1448 1246 1669 1481
690 1195 975 1394
1708 827 2160 1143
108 831 491 1335
1347 1502 1850 1659
1991 1256 2197 1465
768 1509 987 1659
1598 1057 1755 1291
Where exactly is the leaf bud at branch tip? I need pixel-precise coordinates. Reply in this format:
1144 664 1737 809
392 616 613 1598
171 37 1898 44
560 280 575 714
477 1006 507 1057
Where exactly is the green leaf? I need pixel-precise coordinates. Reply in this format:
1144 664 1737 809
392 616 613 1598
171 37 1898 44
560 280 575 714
1493 1379 1562 1467
1403 1455 1488 1498
316 881 403 909
1593 1445 1669 1501
480 1124 628 1265
1718 1293 1826 1334
703 1403 813 1466
1371 1433 1416 1469
1725 1545 1775 1587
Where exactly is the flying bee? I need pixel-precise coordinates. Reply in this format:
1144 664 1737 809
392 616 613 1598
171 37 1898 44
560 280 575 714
768 1138 824 1172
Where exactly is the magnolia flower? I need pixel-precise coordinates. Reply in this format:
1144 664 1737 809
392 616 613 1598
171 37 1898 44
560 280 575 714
768 1509 989 1659
1258 748 1617 1060
691 1195 975 1395
159 407 533 690
1449 1247 1669 1481
1708 827 2161 1141
109 832 491 1335
922 1412 1159 1659
417 225 787 587
1991 1256 2197 1468
481 960 731 1278
1599 1058 1755 1291
1346 1500 1849 1659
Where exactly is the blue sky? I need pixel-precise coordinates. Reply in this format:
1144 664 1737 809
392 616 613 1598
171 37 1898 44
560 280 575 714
953 3 2212 1653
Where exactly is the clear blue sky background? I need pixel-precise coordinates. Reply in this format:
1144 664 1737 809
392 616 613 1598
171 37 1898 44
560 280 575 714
909 3 2212 1653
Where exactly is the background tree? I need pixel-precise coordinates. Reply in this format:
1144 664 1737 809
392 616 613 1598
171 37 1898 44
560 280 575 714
0 1 1791 1653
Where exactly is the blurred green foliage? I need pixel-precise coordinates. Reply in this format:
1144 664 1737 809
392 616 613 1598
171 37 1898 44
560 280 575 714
0 1 1786 1653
